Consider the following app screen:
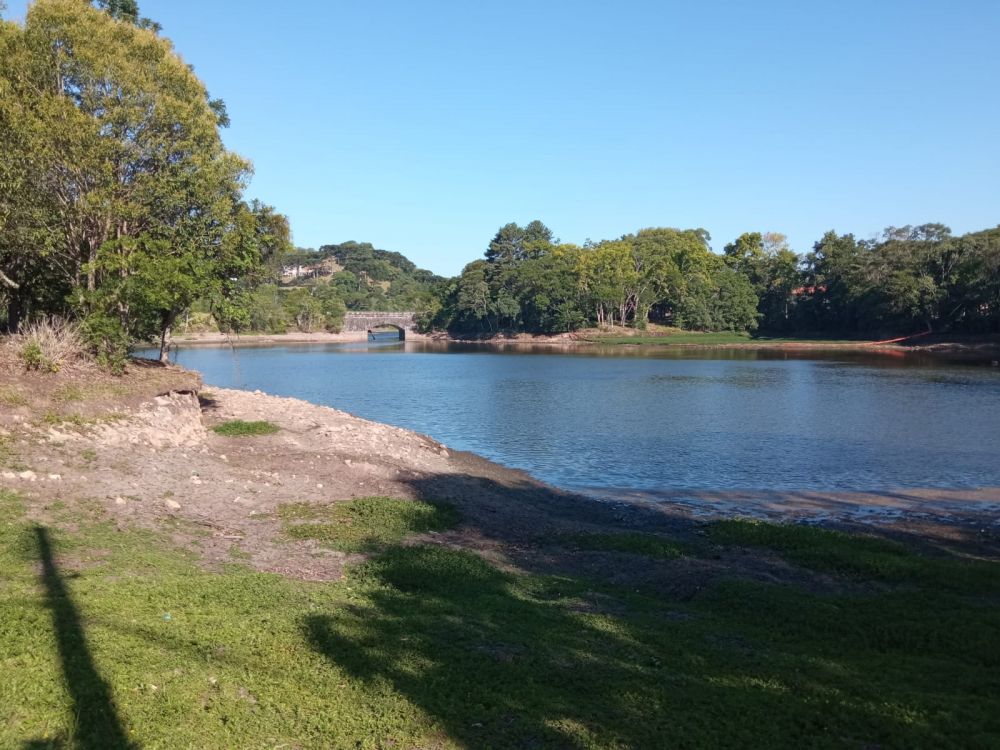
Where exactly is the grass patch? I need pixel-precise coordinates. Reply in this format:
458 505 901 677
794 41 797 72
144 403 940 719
52 384 85 402
555 531 686 559
708 519 1000 590
39 412 125 429
1 492 998 748
279 496 460 552
0 386 28 407
212 419 280 437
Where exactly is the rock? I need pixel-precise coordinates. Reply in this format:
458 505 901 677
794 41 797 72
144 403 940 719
47 474 62 481
17 470 37 481
115 496 127 506
2 471 15 480
165 498 181 511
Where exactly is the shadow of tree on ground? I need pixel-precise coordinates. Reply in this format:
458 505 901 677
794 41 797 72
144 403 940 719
303 542 951 748
29 526 134 750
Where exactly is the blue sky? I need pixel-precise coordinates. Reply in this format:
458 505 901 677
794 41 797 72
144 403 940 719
5 1 1000 275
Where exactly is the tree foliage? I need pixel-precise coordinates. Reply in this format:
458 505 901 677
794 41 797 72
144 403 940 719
429 219 1000 337
0 0 286 363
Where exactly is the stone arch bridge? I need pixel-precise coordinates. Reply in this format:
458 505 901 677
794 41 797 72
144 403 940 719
342 311 418 338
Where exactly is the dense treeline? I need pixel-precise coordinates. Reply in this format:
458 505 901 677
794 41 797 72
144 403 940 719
0 0 289 363
429 221 1000 337
793 225 1000 336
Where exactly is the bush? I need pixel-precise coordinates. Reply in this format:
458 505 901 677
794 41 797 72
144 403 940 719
16 317 89 373
81 313 130 374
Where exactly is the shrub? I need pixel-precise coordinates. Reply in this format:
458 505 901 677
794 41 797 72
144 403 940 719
16 317 89 373
81 312 131 374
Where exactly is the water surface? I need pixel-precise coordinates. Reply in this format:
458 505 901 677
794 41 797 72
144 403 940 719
163 342 1000 495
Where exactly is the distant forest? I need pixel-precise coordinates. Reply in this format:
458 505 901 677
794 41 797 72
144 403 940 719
264 221 1000 338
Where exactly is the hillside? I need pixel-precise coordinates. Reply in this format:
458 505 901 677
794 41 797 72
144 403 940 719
280 241 444 312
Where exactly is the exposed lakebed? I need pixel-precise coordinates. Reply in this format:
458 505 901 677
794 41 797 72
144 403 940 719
161 342 1000 496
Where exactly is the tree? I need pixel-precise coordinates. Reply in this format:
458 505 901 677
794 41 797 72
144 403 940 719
723 232 767 290
96 0 139 23
515 245 586 332
313 283 347 332
724 231 803 332
0 0 281 362
283 288 324 332
457 261 493 330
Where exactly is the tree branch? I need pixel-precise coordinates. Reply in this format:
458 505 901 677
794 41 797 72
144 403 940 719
0 268 19 289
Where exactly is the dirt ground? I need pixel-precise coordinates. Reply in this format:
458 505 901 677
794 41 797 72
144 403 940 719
2 346 999 590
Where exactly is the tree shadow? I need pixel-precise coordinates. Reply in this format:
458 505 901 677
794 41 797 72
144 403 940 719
303 544 672 747
302 543 931 748
300 471 998 746
29 526 134 750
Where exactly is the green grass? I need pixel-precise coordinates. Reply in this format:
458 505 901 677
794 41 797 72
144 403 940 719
279 496 460 552
708 519 1000 590
1 493 998 748
211 419 280 437
554 531 687 559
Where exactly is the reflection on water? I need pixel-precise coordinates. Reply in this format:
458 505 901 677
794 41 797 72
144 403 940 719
161 341 1000 493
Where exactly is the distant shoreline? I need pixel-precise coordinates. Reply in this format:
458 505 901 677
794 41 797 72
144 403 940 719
169 329 1000 360
171 330 422 346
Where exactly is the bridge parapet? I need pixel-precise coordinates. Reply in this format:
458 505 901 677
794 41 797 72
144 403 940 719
341 311 418 333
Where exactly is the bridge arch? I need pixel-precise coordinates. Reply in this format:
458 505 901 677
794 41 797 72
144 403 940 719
342 311 418 339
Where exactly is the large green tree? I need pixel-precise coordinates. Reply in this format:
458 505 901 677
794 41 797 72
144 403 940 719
0 0 284 361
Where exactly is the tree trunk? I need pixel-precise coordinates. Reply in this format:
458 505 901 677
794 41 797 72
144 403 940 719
4 296 26 334
159 312 176 363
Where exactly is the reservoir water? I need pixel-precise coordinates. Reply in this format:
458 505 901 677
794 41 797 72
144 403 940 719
162 342 1000 495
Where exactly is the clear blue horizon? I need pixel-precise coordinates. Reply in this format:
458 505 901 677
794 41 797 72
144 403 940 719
5 0 999 276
